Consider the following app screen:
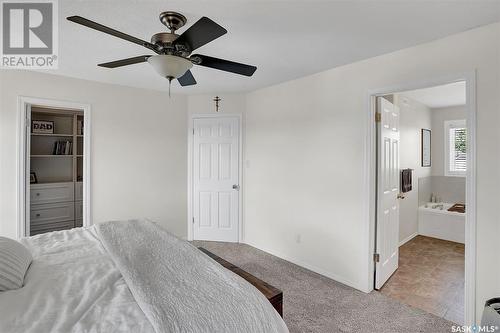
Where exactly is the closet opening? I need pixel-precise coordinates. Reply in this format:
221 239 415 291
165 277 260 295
17 97 91 237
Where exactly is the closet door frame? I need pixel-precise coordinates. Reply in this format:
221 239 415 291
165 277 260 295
17 96 92 238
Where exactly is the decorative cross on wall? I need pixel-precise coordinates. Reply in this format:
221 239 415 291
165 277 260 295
213 96 221 112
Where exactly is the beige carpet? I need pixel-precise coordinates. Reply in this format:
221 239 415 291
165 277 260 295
192 240 456 333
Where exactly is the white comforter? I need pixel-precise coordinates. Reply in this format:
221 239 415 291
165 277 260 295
0 221 288 333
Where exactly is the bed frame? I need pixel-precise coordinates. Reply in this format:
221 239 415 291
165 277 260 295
198 247 283 317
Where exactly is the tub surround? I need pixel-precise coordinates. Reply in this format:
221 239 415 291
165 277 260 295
418 176 465 205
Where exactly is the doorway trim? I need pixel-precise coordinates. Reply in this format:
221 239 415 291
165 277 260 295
17 96 92 238
186 113 243 242
363 72 477 325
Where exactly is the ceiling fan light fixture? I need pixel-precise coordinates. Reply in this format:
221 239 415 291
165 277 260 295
147 55 193 79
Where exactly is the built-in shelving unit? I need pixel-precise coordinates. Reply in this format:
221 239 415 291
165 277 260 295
29 106 85 235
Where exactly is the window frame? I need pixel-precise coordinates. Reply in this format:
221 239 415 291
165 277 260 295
444 119 467 177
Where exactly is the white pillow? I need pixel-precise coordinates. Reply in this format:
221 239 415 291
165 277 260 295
0 237 32 291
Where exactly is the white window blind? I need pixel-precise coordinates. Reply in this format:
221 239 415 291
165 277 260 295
445 120 466 176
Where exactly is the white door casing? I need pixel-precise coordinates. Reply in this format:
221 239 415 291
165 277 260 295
192 117 240 242
25 104 32 237
375 97 400 289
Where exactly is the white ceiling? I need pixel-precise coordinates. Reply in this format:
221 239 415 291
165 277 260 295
401 81 466 108
46 1 500 94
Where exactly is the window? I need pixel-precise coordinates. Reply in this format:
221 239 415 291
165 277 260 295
445 119 466 176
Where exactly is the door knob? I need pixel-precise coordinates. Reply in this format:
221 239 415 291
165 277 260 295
232 184 240 191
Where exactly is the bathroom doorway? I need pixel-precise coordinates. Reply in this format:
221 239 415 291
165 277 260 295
369 77 475 325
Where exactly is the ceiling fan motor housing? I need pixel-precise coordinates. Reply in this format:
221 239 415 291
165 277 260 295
150 32 191 57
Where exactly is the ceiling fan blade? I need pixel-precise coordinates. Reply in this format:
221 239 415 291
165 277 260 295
192 54 257 76
67 16 159 53
177 70 197 86
98 55 151 68
174 17 227 52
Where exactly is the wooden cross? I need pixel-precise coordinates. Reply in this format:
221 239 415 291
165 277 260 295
213 96 221 112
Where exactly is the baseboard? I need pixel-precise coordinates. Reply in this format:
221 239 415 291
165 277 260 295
399 232 418 247
243 240 364 293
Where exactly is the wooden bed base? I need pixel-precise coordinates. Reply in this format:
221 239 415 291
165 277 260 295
198 247 283 317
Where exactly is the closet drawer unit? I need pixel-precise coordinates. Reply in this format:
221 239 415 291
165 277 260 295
75 182 83 201
31 202 75 226
75 201 83 220
31 182 74 205
30 220 74 236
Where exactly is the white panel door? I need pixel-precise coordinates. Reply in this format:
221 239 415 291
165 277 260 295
193 117 239 242
375 97 400 289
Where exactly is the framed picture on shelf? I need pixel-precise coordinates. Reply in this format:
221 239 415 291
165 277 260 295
30 172 37 184
32 120 54 134
421 128 431 167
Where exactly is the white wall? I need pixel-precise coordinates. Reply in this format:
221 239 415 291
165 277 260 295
0 71 188 239
187 94 247 117
244 22 500 321
431 105 467 176
393 95 432 244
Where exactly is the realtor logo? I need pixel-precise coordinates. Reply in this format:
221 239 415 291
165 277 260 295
1 0 58 68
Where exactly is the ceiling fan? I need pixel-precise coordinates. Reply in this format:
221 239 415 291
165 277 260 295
67 11 257 93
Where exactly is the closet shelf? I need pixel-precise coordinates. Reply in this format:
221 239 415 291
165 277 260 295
31 133 73 137
31 155 73 158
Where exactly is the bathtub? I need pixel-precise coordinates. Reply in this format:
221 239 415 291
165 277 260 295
418 202 465 243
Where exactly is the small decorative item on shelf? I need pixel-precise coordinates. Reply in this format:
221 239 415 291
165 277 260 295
30 172 37 184
32 120 54 134
77 120 84 135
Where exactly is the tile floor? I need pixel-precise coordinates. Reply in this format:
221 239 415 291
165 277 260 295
380 235 465 325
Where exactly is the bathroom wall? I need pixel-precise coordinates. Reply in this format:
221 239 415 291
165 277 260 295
417 105 467 205
394 94 432 244
431 105 467 176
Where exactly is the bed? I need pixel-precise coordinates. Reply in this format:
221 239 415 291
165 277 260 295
0 220 288 333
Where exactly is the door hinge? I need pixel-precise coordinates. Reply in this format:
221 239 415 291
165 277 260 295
375 112 381 123
192 217 195 224
373 253 380 262
192 128 195 135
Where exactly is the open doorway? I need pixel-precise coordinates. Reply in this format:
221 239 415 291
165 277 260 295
372 80 473 325
17 97 91 238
